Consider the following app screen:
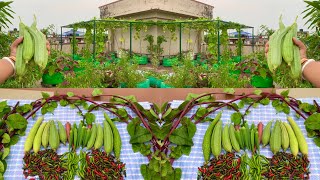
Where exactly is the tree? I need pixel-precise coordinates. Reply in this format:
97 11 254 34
259 25 275 39
303 0 320 30
0 1 14 31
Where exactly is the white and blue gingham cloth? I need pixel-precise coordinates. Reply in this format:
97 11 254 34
3 98 320 180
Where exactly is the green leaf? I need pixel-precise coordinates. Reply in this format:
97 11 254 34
1 148 9 160
132 143 141 152
16 104 32 113
117 108 128 118
174 168 182 180
259 98 270 105
140 164 151 180
231 112 242 125
41 92 50 99
238 100 245 109
195 107 207 118
161 102 169 113
305 113 320 130
272 99 280 108
282 105 290 115
170 146 183 159
253 103 259 108
1 133 9 144
0 101 7 112
186 93 199 101
314 137 320 147
224 88 235 95
280 90 290 97
127 119 139 137
84 113 95 125
183 118 196 138
130 126 152 144
9 135 19 146
92 88 103 97
181 145 191 156
0 161 4 173
299 103 316 113
59 99 69 107
306 127 317 138
177 101 190 111
6 114 27 130
140 144 152 156
158 123 172 140
169 126 193 146
67 92 74 97
253 90 262 95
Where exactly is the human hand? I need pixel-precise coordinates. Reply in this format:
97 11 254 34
265 38 308 63
9 37 24 57
10 37 51 58
292 37 307 62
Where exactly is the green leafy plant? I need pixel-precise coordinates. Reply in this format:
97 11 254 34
0 1 14 30
0 101 30 179
303 0 320 30
209 63 251 88
0 32 14 58
259 25 275 38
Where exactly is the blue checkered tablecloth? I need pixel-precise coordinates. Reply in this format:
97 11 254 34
3 98 320 180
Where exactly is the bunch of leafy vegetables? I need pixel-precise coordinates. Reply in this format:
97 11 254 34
0 101 31 179
305 113 320 146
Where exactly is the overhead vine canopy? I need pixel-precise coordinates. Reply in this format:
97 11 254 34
62 17 253 30
62 17 253 60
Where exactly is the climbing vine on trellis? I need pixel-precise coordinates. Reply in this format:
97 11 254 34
96 23 106 55
236 28 244 57
63 18 251 61
84 26 93 59
221 28 231 60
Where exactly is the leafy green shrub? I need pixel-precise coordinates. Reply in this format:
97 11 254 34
209 62 251 88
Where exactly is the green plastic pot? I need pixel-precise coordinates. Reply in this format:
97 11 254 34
163 57 178 67
42 72 64 85
155 79 163 88
120 79 150 88
251 75 273 88
148 76 158 87
160 82 173 88
137 79 150 88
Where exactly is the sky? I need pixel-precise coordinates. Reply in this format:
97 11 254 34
6 0 311 33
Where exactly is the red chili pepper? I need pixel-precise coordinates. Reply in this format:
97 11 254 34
94 170 104 177
224 174 232 180
86 155 90 163
209 165 214 171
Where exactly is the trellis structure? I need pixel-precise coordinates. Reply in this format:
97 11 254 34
61 18 254 62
